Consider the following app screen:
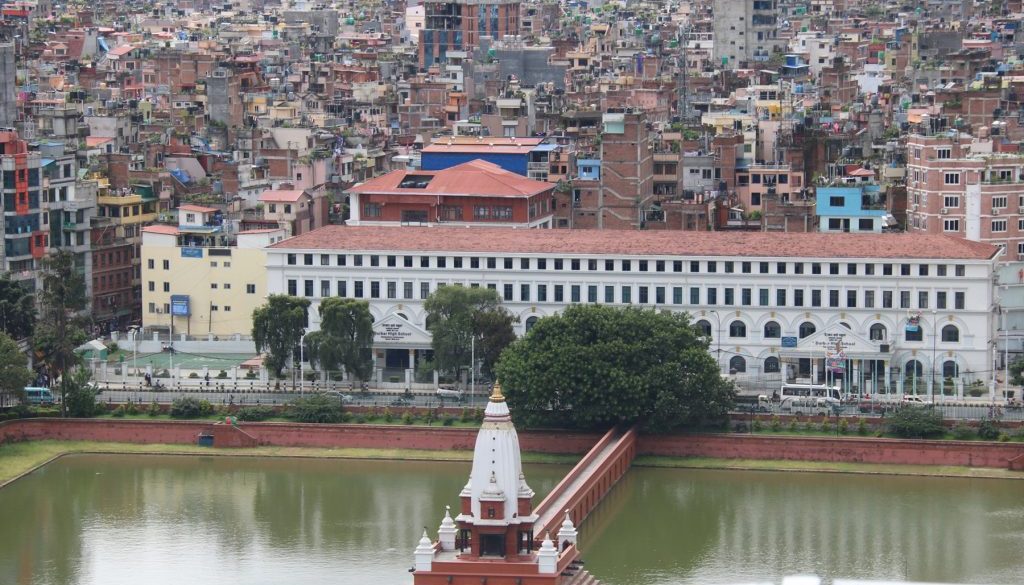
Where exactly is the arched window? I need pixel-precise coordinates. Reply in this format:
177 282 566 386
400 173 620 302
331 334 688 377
695 320 712 337
763 321 781 338
869 323 887 341
764 356 780 373
729 355 746 373
525 316 539 332
941 324 960 343
799 322 816 338
729 320 746 338
904 359 924 378
942 360 959 378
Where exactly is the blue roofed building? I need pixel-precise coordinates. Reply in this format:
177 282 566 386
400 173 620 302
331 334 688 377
420 136 557 180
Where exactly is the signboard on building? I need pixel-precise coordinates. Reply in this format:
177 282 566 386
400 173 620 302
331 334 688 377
181 247 203 258
781 336 798 348
170 295 190 316
377 321 413 342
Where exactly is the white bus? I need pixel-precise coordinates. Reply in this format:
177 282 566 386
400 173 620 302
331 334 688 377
779 383 842 402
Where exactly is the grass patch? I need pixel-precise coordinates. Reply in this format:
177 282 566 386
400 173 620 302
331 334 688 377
0 440 578 488
633 455 1024 480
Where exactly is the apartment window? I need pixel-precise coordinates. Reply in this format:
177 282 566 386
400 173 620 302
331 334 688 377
370 256 380 267
605 286 615 303
900 291 910 309
148 303 155 313
287 279 297 296
724 288 735 305
845 289 857 308
638 286 648 304
944 172 960 185
656 260 665 272
321 281 330 297
944 219 960 232
163 282 170 292
421 256 430 268
901 264 911 276
470 258 480 269
621 286 632 303
777 263 787 274
404 282 413 299
554 285 564 302
741 288 752 306
589 285 598 303
863 290 875 308
589 259 598 271
882 290 893 308
487 258 497 269
384 281 395 299
918 291 929 309
829 290 839 307
673 287 683 304
759 289 769 306
811 263 821 275
936 291 947 309
162 260 170 270
707 261 717 273
690 261 700 272
673 261 683 273
936 148 950 159
606 260 615 271
354 255 363 266
776 289 786 306
246 284 256 294
622 260 631 272
503 284 513 301
794 289 804 307
690 287 700 304
993 196 1008 209
759 262 769 274
521 284 530 302
304 280 314 297
865 264 875 276
943 195 959 208
955 265 965 277
937 265 947 277
954 292 965 310
993 219 1008 232
147 259 154 269
438 257 447 268
829 263 839 275
639 260 649 272
707 288 717 305
303 254 313 266
420 282 429 299
793 263 804 274
883 264 893 276
354 282 364 298
554 259 563 270
370 281 380 298
148 281 154 291
339 281 348 297
538 285 547 302
724 261 734 274
811 290 821 307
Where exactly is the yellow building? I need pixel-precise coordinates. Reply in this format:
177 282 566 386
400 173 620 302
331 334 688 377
141 205 285 336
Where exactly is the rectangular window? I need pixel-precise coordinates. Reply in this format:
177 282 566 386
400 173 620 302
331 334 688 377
339 281 348 297
487 258 497 269
707 261 717 273
370 256 380 267
829 290 839 307
847 263 857 275
287 254 297 265
794 289 804 307
673 287 683 304
304 254 313 266
246 284 256 294
537 259 546 270
724 261 734 274
588 285 598 303
147 259 154 269
420 282 429 299
538 285 547 302
321 254 330 266
707 288 717 305
690 287 700 304
605 286 615 303
811 290 821 307
901 264 911 276
992 219 1007 232
570 285 580 302
304 280 314 297
812 263 821 275
622 260 631 272
673 261 683 273
794 263 804 274
937 291 947 309
724 288 735 305
287 279 297 296
404 282 413 299
944 195 960 209
690 261 699 272
956 265 965 277
777 262 787 274
148 281 155 291
503 284 513 301
588 259 598 271
522 258 531 270
759 289 769 306
760 262 769 274
554 285 564 302
955 292 965 310
638 287 649 304
829 263 840 275
741 288 752 306
918 291 928 309
321 280 330 297
438 257 447 268
882 290 893 308
847 290 857 308
621 286 632 303
606 260 615 271
883 264 893 276
354 282 364 298
741 262 752 274
656 261 665 272
900 291 910 309
639 260 649 272
919 265 929 276
993 196 1008 209
421 256 430 268
521 284 530 302
386 282 397 299
163 260 170 270
776 289 786 306
865 264 875 276
554 259 564 270
370 281 380 298
471 258 480 269
337 255 347 266
944 172 960 185
354 255 363 267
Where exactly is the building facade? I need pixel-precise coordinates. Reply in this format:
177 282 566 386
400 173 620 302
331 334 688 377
141 208 285 337
265 226 999 398
712 0 785 66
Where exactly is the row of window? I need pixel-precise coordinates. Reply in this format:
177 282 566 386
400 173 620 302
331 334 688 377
284 278 968 311
147 259 234 269
697 320 961 343
283 252 969 278
148 282 258 294
147 302 233 313
725 355 962 377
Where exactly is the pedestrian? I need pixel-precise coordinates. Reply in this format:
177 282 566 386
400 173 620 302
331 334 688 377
204 372 210 386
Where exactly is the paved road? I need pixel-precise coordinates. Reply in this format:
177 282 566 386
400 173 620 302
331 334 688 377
732 402 1024 421
96 387 488 410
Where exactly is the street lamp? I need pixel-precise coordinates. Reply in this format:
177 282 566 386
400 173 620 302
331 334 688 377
128 325 140 387
709 310 722 373
299 332 306 396
931 309 937 404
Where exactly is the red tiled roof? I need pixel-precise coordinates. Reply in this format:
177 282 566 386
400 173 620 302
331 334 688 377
258 189 307 202
107 45 135 57
268 226 999 261
349 160 552 198
178 204 218 213
143 225 179 235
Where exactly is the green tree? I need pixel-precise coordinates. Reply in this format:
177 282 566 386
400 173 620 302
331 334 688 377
306 298 374 382
34 251 89 414
887 405 945 439
62 367 99 418
0 274 35 340
288 394 343 423
424 286 517 377
252 295 311 378
0 331 32 408
495 305 734 431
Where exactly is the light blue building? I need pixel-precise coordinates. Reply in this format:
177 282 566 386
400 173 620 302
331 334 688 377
816 185 893 233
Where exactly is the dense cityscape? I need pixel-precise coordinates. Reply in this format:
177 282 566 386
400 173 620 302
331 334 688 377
1 0 1024 583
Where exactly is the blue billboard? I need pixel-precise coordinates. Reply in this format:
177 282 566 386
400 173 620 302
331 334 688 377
170 295 190 316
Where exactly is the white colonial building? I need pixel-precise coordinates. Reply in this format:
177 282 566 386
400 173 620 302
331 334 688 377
265 226 1000 398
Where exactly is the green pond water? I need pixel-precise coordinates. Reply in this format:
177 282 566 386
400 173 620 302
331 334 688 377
1 454 1022 585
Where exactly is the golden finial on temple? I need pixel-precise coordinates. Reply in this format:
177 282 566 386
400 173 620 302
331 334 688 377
489 381 505 402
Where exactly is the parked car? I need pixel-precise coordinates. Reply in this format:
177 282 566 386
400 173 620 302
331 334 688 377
857 400 899 414
319 391 354 403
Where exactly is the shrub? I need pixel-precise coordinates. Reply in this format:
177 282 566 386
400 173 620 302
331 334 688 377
216 370 228 379
244 370 258 380
235 405 275 422
999 433 1010 442
473 409 484 423
401 412 415 425
170 397 206 419
459 408 471 423
769 416 781 432
442 416 455 426
354 414 367 424
751 419 763 432
820 420 832 434
147 402 161 417
383 408 394 423
188 372 200 379
838 418 849 435
802 421 814 432
977 419 1001 441
952 423 975 440
198 400 214 417
111 405 126 417
788 420 798 433
887 406 945 439
124 402 138 416
287 394 342 424
967 387 984 398
857 419 868 436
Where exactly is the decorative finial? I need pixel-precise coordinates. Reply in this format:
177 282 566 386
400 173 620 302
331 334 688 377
489 381 505 403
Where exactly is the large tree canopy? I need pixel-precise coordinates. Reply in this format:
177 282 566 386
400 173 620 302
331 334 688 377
34 251 89 414
495 305 734 432
424 285 517 377
306 297 374 382
0 331 32 408
252 295 311 377
0 275 35 341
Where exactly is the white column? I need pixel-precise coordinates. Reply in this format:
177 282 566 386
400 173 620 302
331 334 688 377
414 530 434 572
557 511 578 548
438 506 457 552
537 533 558 574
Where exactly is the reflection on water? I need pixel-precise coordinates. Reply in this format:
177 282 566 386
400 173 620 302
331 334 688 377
579 468 1024 585
0 454 567 585
2 455 1023 585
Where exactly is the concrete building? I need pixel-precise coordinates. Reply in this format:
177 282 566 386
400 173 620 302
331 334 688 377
265 226 999 398
906 132 1024 261
418 0 520 67
0 131 47 289
712 0 784 67
347 160 555 227
0 40 17 129
256 189 327 236
816 185 893 233
141 207 285 337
